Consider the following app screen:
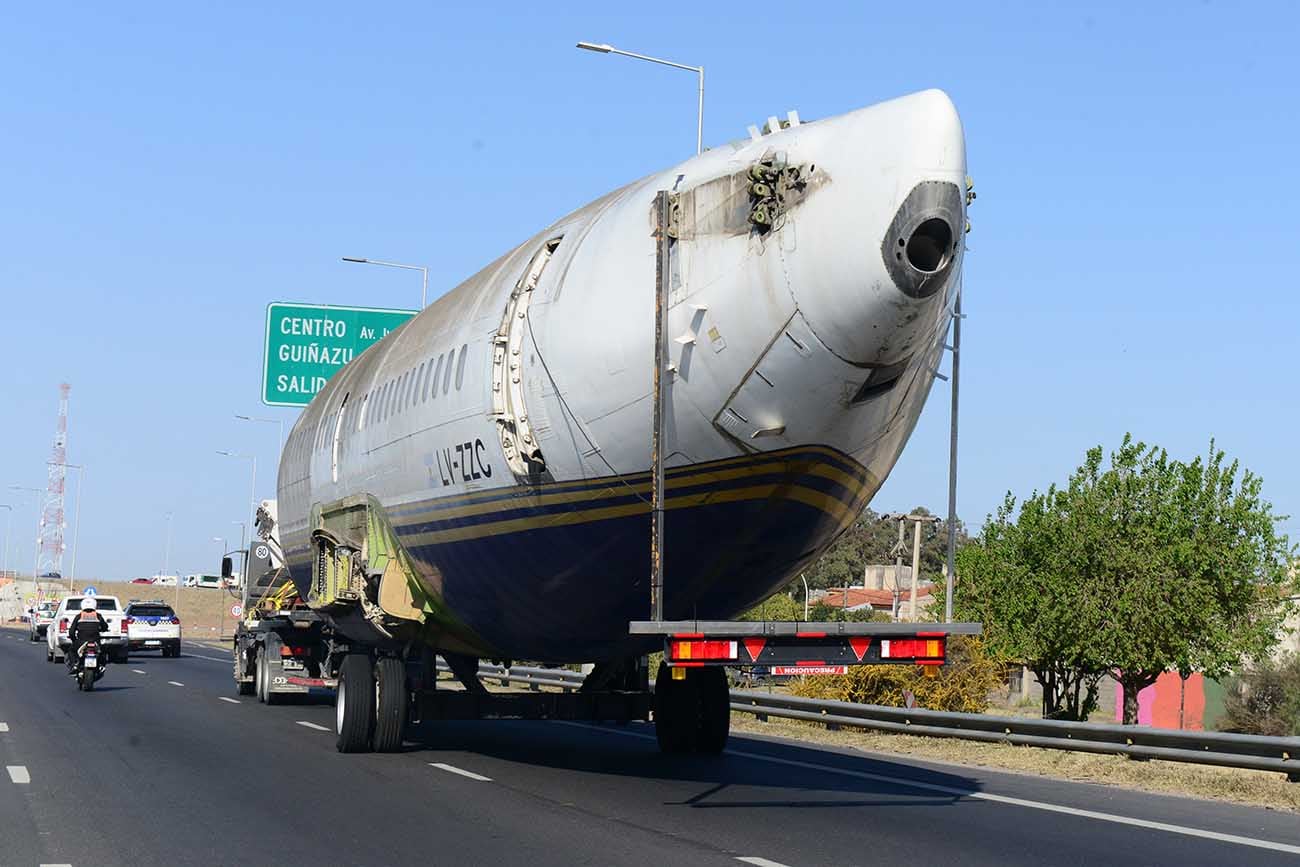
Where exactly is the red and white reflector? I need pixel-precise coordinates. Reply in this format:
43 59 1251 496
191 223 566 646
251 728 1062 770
669 639 738 662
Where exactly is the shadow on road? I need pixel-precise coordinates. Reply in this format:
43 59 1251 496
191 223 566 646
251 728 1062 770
401 719 980 810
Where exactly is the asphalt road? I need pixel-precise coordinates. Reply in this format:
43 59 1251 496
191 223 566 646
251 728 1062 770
1 626 1298 867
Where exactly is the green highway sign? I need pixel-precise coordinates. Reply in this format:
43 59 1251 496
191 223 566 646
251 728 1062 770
262 302 417 407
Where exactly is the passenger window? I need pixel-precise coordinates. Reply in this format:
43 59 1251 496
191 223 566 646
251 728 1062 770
432 355 444 399
443 347 455 394
422 358 434 401
415 362 427 404
455 343 468 390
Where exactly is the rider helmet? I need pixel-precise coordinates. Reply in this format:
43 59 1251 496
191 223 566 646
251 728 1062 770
80 598 96 612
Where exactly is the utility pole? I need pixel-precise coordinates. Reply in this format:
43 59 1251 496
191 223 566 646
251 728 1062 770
891 517 906 620
649 190 671 622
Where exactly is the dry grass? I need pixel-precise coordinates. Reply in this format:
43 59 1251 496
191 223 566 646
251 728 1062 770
730 713 1300 812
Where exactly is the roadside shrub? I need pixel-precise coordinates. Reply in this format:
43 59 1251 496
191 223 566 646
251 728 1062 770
1220 654 1300 736
789 636 1005 713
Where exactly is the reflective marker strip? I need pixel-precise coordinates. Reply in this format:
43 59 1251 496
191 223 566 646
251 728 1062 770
429 762 492 781
6 765 30 784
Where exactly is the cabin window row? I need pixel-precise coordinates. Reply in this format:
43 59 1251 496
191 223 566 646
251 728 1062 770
312 342 471 454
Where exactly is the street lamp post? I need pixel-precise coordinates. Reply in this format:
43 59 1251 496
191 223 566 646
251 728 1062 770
576 41 704 155
235 414 285 453
341 258 429 309
162 511 177 606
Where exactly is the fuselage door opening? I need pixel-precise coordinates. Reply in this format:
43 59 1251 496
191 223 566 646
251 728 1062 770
492 237 561 478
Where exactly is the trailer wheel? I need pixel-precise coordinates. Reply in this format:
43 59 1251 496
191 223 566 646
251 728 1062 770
336 654 375 753
372 657 407 753
255 647 269 703
654 663 694 753
693 667 731 755
654 664 730 754
236 649 255 696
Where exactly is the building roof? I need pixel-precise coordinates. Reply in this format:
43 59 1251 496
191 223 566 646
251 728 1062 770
821 585 934 610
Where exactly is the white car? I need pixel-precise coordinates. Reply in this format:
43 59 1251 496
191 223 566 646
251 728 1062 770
47 595 128 664
27 600 58 642
123 601 182 657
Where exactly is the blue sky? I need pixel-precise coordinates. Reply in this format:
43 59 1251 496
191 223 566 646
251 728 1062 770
1 2 1296 581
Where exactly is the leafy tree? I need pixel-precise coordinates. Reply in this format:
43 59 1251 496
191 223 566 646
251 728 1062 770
952 435 1296 724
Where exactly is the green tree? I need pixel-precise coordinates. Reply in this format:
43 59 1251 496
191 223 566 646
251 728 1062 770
952 435 1296 724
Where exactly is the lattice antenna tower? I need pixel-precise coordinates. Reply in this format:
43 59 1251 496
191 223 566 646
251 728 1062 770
37 383 70 577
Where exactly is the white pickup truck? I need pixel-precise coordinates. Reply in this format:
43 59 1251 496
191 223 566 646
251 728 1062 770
46 596 129 664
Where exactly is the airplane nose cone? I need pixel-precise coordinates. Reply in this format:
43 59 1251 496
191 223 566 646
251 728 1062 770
780 89 967 364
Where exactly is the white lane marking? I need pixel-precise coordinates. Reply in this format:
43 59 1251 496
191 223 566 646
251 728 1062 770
219 697 241 704
40 863 73 866
132 669 146 674
6 765 30 784
167 681 184 687
0 722 8 732
429 762 492 782
183 652 230 663
296 721 330 732
737 858 792 867
558 723 1300 856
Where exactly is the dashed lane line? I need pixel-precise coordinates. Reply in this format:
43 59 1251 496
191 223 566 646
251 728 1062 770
6 765 30 784
556 723 1300 857
218 697 241 704
182 652 231 664
167 681 184 687
429 762 492 782
131 669 146 674
736 858 793 867
296 721 330 732
0 722 8 732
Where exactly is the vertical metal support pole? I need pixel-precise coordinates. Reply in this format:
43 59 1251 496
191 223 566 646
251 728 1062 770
696 67 705 156
910 518 922 623
650 191 672 622
893 518 905 619
944 293 962 623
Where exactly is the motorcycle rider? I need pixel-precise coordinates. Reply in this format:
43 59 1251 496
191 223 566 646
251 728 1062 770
67 598 107 675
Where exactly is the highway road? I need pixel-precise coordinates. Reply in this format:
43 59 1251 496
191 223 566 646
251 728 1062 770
1 626 1298 867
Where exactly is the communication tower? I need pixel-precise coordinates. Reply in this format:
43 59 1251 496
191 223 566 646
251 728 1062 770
37 383 70 577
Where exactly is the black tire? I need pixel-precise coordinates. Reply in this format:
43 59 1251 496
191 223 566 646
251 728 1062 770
235 648 256 696
255 647 268 704
693 667 731 755
336 654 375 753
46 647 54 663
80 669 94 692
654 664 730 754
654 663 695 753
372 657 407 753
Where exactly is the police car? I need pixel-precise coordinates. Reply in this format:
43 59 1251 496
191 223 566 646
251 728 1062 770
123 601 182 657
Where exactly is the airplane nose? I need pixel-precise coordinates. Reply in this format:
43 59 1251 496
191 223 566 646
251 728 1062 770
777 89 967 364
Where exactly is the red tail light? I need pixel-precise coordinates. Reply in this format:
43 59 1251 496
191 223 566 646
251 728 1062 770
121 618 129 634
170 617 181 625
59 620 68 633
669 639 738 662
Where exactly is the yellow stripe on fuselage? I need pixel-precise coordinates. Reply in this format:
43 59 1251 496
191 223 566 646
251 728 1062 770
401 456 869 525
401 481 860 547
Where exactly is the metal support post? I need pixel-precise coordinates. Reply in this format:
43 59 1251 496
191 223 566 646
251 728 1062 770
910 518 923 622
944 293 962 623
650 190 672 622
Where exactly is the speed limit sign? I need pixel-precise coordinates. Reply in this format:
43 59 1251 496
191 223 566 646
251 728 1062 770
231 604 243 618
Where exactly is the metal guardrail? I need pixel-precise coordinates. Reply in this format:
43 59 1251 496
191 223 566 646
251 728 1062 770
465 663 1299 780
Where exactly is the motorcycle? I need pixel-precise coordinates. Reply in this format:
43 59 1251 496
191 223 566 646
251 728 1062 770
74 641 106 692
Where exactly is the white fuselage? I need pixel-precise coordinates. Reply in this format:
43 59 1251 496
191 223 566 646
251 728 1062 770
278 90 967 661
